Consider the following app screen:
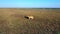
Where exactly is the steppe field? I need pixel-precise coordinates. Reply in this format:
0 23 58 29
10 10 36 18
0 8 60 34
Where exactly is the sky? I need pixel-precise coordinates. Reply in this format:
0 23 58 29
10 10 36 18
0 0 60 8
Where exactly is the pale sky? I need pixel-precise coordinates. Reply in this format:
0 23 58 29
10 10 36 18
0 0 60 8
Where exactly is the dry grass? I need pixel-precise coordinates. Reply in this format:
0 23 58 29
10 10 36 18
0 8 60 34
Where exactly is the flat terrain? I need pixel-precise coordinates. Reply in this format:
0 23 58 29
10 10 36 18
0 8 60 34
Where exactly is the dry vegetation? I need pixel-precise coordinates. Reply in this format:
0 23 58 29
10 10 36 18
0 8 60 34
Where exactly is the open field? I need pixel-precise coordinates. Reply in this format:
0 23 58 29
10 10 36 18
0 8 60 34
